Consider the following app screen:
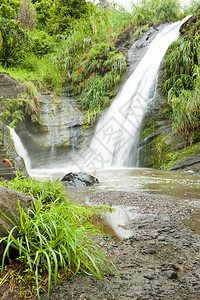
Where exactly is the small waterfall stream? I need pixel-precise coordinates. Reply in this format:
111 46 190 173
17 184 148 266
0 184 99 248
8 126 32 172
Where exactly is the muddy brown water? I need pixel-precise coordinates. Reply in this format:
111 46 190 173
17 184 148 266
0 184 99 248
33 168 200 239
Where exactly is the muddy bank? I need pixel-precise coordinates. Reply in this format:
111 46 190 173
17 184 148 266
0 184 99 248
40 191 200 300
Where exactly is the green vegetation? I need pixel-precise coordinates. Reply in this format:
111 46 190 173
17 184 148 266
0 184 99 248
163 8 200 144
0 95 40 128
0 0 183 124
130 0 181 26
0 174 115 298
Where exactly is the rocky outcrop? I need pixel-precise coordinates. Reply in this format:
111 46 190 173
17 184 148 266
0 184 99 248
180 6 200 35
0 185 32 259
138 71 200 173
166 155 200 173
0 73 22 100
61 172 99 187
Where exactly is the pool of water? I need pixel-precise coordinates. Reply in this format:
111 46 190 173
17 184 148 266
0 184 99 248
30 167 200 238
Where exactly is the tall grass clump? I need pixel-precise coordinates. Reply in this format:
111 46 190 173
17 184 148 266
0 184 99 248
0 173 66 203
182 0 200 15
130 0 181 26
162 9 200 144
0 175 116 298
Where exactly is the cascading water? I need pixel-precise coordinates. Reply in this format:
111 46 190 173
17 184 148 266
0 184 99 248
8 126 31 172
8 18 190 178
65 19 188 173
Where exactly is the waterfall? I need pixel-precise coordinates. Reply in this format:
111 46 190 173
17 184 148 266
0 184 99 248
8 126 31 172
8 18 190 178
66 19 188 173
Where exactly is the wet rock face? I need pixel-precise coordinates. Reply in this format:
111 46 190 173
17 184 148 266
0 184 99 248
0 73 22 100
0 186 32 260
61 172 99 187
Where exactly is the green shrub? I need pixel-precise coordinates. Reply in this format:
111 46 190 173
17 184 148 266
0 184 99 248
162 11 200 144
30 30 56 56
0 17 30 67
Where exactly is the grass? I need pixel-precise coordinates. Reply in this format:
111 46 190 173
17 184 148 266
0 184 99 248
162 10 200 144
130 0 181 26
0 174 116 298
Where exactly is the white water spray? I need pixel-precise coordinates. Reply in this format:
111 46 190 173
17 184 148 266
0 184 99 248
8 126 31 172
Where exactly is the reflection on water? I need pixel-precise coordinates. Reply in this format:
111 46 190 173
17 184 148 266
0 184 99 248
184 211 200 234
102 206 140 240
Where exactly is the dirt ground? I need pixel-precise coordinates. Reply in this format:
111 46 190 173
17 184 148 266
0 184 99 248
39 190 200 300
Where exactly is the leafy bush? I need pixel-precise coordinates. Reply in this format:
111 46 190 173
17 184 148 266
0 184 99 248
30 30 56 56
0 17 30 67
0 0 20 19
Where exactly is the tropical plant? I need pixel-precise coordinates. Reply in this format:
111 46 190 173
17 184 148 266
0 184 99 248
0 96 41 127
71 42 127 114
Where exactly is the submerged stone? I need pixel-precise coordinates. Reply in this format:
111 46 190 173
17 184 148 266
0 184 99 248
61 172 99 187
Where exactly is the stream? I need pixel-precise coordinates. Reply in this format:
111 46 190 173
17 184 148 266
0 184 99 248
28 167 200 240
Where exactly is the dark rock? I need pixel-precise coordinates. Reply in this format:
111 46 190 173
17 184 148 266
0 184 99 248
0 185 33 259
0 73 22 100
183 241 192 247
61 172 99 187
165 156 200 173
163 270 178 279
144 274 155 280
142 249 156 255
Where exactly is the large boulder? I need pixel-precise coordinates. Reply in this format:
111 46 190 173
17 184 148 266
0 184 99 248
0 185 32 260
61 172 99 187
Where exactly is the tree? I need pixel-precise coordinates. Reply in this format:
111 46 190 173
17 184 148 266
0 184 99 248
48 0 88 34
0 18 30 66
16 0 36 30
34 0 54 30
0 0 20 19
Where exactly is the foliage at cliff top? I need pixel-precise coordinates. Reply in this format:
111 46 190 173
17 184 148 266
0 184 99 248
163 7 200 144
0 0 185 122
